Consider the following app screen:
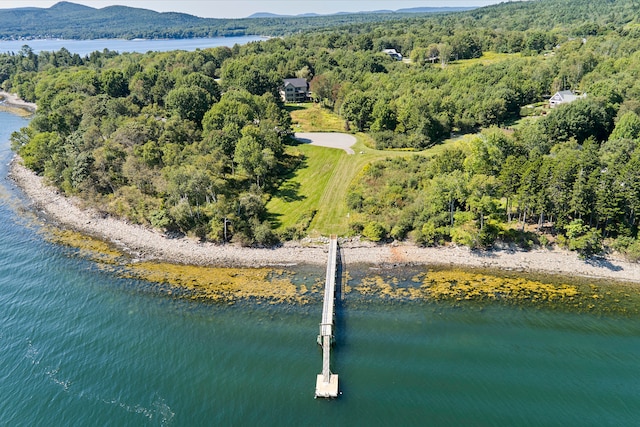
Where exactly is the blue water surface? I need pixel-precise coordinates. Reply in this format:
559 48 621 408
0 36 266 56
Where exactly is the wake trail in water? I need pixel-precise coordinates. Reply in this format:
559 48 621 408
22 338 175 425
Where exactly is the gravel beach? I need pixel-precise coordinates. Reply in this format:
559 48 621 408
8 157 640 283
0 91 37 113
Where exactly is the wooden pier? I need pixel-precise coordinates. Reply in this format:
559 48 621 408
315 235 339 398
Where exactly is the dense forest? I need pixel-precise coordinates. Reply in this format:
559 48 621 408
0 1 468 40
4 0 640 260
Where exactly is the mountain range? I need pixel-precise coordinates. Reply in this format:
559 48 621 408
247 7 474 18
0 2 475 40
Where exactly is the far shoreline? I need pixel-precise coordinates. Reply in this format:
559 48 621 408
0 35 269 57
7 155 640 284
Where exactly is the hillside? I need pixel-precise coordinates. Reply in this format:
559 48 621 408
0 1 221 39
2 0 640 41
0 1 472 40
470 0 640 31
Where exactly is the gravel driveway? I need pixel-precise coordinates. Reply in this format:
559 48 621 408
294 132 357 154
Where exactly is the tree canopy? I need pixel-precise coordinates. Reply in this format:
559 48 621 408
5 0 640 256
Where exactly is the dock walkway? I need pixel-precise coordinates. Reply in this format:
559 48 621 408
315 235 339 398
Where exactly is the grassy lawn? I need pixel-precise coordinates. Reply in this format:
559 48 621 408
267 142 343 234
268 134 421 236
449 52 519 69
287 103 345 132
269 105 467 236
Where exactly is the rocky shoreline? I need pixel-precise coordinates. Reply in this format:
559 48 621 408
0 91 37 114
7 156 640 283
3 91 639 282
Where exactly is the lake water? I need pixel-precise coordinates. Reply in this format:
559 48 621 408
1 111 640 425
0 36 266 56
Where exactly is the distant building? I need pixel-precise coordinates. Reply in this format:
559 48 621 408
382 48 403 61
549 90 586 108
280 78 310 103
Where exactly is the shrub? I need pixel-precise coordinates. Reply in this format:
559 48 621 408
253 220 279 247
370 131 415 150
477 221 500 248
362 221 387 242
451 223 478 248
416 220 449 246
622 241 640 262
390 215 415 240
450 211 478 247
348 219 365 235
563 219 603 258
346 192 364 210
150 208 172 229
280 209 316 240
537 234 550 248
611 236 640 262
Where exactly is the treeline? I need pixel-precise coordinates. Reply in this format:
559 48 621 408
470 0 640 33
348 110 640 259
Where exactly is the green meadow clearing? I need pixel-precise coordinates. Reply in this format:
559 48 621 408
266 104 462 236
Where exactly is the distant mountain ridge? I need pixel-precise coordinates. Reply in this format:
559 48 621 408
247 7 474 18
0 1 476 40
0 1 205 40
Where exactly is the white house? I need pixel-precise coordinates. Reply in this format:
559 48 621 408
549 90 586 108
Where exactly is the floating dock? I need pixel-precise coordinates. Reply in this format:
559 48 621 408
315 235 339 398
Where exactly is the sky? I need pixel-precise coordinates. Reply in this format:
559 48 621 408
0 1 504 19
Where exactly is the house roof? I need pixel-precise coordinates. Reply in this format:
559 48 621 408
550 90 585 103
557 90 575 96
283 78 308 89
382 48 403 61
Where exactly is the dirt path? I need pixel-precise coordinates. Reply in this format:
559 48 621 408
294 132 357 154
